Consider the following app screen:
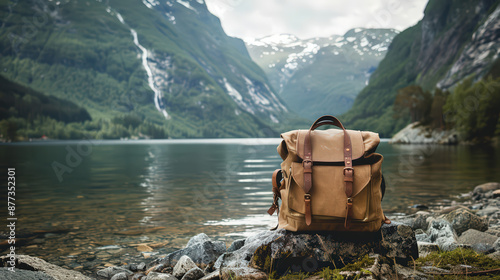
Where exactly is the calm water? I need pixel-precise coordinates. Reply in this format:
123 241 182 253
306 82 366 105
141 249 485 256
1 139 499 273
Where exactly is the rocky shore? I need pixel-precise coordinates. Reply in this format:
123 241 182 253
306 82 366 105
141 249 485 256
390 122 459 144
1 182 500 280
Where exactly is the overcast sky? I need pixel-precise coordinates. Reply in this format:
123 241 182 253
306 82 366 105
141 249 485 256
204 0 429 40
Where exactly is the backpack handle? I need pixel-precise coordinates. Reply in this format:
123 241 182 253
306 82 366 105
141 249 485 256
303 115 354 227
310 115 346 131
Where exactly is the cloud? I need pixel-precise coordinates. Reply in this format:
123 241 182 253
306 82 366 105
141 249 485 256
205 0 428 40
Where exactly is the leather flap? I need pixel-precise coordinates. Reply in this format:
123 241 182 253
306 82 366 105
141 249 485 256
278 129 380 162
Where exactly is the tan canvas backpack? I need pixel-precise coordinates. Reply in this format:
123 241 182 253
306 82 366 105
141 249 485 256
267 116 389 232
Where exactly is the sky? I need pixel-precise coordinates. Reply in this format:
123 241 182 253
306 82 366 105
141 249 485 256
204 0 429 40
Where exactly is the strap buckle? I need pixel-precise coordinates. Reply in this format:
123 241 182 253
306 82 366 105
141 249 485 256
302 160 312 173
304 194 311 201
343 167 354 176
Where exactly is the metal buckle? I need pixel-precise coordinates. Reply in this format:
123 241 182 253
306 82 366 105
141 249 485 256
304 194 311 200
347 197 353 204
343 167 354 175
303 160 313 173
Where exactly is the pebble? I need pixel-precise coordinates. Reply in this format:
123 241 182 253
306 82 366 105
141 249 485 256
137 245 154 252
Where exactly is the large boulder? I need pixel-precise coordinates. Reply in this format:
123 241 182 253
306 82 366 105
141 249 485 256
0 267 55 280
157 234 226 268
473 182 500 194
472 182 500 200
0 255 91 280
419 219 458 251
444 208 488 235
457 229 498 253
214 229 284 276
217 224 418 276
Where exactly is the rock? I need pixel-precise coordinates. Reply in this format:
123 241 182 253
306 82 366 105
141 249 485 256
129 263 138 272
368 254 427 280
457 229 498 253
473 182 500 194
220 267 267 280
470 203 483 210
132 273 147 280
173 255 198 279
487 251 500 260
181 267 205 280
494 237 500 251
137 262 146 271
157 234 226 267
110 272 128 280
409 204 429 210
200 270 220 280
97 266 133 279
486 228 500 237
227 239 245 253
0 255 91 280
379 222 419 262
0 267 55 280
185 233 211 248
413 211 432 230
137 245 154 252
477 206 499 217
396 211 432 231
390 122 457 144
420 266 450 274
215 229 284 271
421 219 458 251
145 272 177 280
445 208 488 235
417 242 440 257
493 189 500 198
247 223 417 275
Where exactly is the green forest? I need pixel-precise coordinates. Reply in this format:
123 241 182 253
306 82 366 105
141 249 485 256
392 73 500 142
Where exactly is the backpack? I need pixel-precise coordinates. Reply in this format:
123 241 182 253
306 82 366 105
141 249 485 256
267 116 388 232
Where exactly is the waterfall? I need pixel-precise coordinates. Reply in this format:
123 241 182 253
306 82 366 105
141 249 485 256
130 29 169 119
114 11 169 119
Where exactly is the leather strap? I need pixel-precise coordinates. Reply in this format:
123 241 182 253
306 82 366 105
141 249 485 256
304 194 312 225
303 116 353 228
303 130 313 225
267 169 282 216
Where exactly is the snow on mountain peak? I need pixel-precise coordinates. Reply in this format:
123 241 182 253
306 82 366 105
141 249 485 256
177 0 197 12
247 34 300 47
142 0 159 9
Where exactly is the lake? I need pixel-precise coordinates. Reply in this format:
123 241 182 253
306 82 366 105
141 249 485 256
1 139 499 273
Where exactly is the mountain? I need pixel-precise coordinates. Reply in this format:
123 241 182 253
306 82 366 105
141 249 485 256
342 0 500 137
0 74 93 141
246 29 398 120
0 0 292 139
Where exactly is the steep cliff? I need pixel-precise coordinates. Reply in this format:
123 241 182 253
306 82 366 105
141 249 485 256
342 0 499 137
